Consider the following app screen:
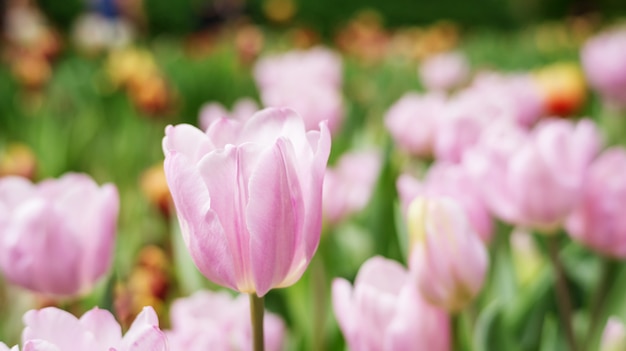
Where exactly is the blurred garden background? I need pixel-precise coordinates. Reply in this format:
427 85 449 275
2 0 626 350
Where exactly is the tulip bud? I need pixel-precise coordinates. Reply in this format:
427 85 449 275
418 51 469 92
163 107 331 297
407 197 488 312
601 317 626 351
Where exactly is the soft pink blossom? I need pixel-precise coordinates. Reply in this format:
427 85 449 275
384 92 446 157
464 118 601 231
397 161 493 242
407 197 488 312
163 107 331 297
470 72 545 127
17 306 166 351
323 149 382 224
566 147 626 258
199 98 259 131
581 28 626 108
332 256 450 351
166 290 284 351
0 173 118 297
419 51 469 92
253 47 343 133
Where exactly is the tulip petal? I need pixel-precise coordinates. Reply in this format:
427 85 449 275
121 307 168 351
79 308 122 347
165 152 236 289
247 138 304 296
22 308 93 350
23 340 59 351
163 124 214 162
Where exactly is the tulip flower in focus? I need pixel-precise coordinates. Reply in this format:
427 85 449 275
0 173 118 297
397 161 493 242
418 51 469 92
566 147 626 258
166 290 285 351
464 118 601 232
253 47 344 133
581 28 626 109
601 318 626 351
16 306 167 351
323 149 382 224
407 197 488 312
163 107 331 297
332 256 450 351
384 92 446 157
198 98 259 131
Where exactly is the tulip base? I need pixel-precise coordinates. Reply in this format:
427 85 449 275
250 293 265 351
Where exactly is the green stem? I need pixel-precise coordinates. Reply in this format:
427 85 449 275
585 258 619 350
311 257 327 351
453 311 474 351
250 293 265 351
547 237 578 351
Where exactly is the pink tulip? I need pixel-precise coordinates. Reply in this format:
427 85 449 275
464 118 602 231
323 149 382 224
581 28 626 108
407 197 488 312
0 173 118 297
470 72 544 127
163 107 331 297
433 91 496 163
199 98 259 131
253 47 344 133
397 161 493 242
166 290 285 351
601 317 626 351
17 306 167 351
418 51 470 92
384 92 446 157
566 148 626 258
332 256 450 351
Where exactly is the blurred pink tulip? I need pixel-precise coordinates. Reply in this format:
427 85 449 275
566 148 626 258
0 173 118 297
397 161 493 242
384 92 446 157
601 317 626 351
332 256 450 351
199 98 259 131
581 28 626 108
323 149 382 224
166 290 285 351
407 197 488 312
163 107 331 297
464 118 602 231
18 306 166 351
470 72 545 127
433 96 492 163
419 51 470 92
254 47 344 133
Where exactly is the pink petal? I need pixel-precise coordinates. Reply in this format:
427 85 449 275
79 308 122 347
22 308 93 350
247 138 304 296
164 152 236 289
163 124 213 163
121 307 168 351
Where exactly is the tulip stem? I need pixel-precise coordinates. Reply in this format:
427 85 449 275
250 293 265 351
547 237 578 351
585 258 619 350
